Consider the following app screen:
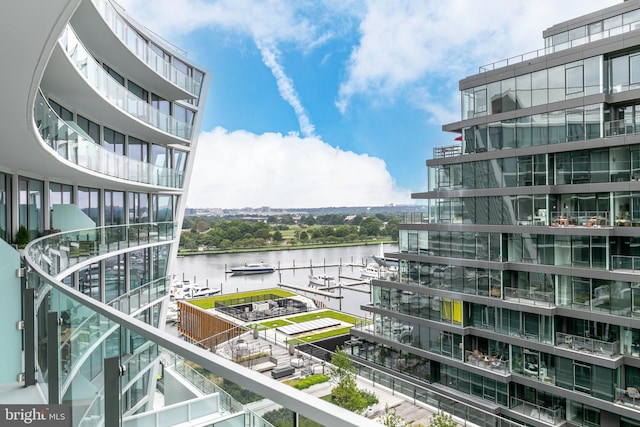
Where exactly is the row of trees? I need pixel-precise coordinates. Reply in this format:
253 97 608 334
179 214 401 251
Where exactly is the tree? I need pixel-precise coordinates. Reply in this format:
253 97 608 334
359 217 383 236
329 347 356 385
299 231 309 241
428 412 456 427
329 347 371 413
272 230 283 242
378 404 410 427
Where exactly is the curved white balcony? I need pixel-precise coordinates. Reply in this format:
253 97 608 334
34 90 184 188
22 225 377 426
58 25 192 140
89 0 201 97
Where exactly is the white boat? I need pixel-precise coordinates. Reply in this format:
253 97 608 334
371 243 399 269
186 286 220 298
169 276 219 300
309 274 337 287
229 262 275 275
360 261 398 280
166 302 179 323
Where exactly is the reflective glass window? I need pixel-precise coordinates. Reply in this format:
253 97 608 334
584 56 602 95
19 177 43 240
78 186 100 225
501 78 516 113
548 65 565 103
610 55 629 93
566 65 584 96
531 70 548 106
516 74 531 108
487 82 501 114
630 54 640 90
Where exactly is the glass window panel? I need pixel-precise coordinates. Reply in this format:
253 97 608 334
567 108 584 142
531 70 548 106
566 64 584 96
501 78 516 113
548 110 566 143
584 56 602 96
548 66 566 103
568 26 586 42
516 74 531 108
502 120 515 149
487 82 501 114
631 55 640 90
531 113 548 146
516 117 532 148
604 14 622 31
610 55 629 93
475 88 487 114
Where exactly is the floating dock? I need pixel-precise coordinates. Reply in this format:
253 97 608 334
278 283 343 298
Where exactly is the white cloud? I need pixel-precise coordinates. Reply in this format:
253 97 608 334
337 0 620 120
186 127 412 208
255 40 316 137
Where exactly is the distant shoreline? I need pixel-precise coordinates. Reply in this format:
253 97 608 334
177 239 396 256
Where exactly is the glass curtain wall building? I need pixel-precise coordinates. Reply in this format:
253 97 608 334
0 1 376 426
350 2 640 426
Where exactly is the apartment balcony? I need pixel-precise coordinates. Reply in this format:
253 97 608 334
615 386 640 412
556 332 620 359
21 226 374 427
504 287 554 307
604 117 640 139
432 144 461 159
34 91 184 188
509 397 564 426
90 0 201 97
464 350 508 375
612 255 640 274
57 25 192 140
549 211 610 228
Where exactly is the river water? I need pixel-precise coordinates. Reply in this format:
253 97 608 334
172 243 398 317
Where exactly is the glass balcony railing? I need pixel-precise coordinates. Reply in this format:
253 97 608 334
34 91 184 187
108 276 169 314
24 226 373 426
556 332 620 358
504 287 554 307
549 211 609 227
26 222 177 287
91 0 201 96
479 19 640 73
433 144 461 159
58 25 192 140
464 350 508 375
509 397 564 425
612 255 640 273
615 386 640 411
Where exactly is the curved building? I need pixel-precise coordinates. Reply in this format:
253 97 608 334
352 2 640 426
0 1 376 426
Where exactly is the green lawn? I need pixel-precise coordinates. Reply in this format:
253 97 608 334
287 327 352 344
188 288 295 309
287 310 356 325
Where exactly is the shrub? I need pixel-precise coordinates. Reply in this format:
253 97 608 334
294 374 329 390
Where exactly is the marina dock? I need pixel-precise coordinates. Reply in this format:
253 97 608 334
278 283 343 298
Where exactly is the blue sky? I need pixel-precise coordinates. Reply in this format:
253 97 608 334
120 0 618 208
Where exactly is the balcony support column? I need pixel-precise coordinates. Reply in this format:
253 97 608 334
23 287 36 386
47 311 61 404
105 356 121 426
